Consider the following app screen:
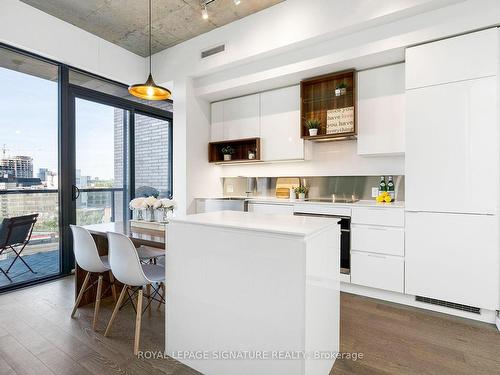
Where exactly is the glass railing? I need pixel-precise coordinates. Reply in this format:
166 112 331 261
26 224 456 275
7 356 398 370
0 187 124 288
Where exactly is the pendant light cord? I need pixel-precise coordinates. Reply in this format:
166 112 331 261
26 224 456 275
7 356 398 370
149 0 152 74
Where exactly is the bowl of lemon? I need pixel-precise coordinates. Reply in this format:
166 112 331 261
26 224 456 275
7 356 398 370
376 191 392 203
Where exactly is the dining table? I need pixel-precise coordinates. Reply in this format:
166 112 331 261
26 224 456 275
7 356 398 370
75 221 166 307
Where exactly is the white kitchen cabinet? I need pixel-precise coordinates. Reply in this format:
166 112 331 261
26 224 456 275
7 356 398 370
351 225 404 257
210 101 224 142
351 207 404 227
405 76 498 214
405 212 499 310
247 202 294 215
351 251 404 293
210 94 260 142
223 94 260 140
357 64 405 156
406 28 498 89
260 85 303 161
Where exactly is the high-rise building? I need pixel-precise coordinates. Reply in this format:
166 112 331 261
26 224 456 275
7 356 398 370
0 155 34 178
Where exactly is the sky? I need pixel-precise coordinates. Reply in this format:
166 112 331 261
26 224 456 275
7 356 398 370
0 67 116 180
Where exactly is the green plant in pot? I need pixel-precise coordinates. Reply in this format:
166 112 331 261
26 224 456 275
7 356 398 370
294 185 309 200
221 145 235 161
335 82 348 96
305 119 321 136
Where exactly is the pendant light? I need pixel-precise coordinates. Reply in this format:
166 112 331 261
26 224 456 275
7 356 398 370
128 0 171 101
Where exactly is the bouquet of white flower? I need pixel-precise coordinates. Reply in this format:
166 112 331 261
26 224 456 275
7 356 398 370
154 198 177 222
129 197 148 210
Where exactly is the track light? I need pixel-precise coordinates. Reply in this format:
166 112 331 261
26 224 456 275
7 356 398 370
234 0 241 4
202 3 208 19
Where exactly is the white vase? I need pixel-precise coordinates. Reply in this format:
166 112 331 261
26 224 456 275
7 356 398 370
309 128 318 136
146 207 155 222
298 193 306 200
223 154 232 161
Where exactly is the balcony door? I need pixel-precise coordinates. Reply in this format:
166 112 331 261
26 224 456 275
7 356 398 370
74 98 129 226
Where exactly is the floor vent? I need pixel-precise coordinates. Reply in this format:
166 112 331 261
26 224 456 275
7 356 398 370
415 296 480 314
201 44 225 59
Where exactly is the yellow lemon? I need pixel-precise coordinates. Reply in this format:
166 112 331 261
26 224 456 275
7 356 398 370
376 196 384 203
384 196 392 203
382 191 389 197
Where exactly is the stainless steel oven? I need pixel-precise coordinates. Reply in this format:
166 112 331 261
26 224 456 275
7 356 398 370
293 212 351 275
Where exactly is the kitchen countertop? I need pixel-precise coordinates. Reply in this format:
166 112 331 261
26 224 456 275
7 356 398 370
170 210 339 237
195 196 405 209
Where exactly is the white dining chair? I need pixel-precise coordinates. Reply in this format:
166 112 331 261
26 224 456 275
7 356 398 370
104 231 166 355
136 245 165 264
70 225 117 330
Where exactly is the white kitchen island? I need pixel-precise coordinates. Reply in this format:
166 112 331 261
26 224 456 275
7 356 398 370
166 211 341 375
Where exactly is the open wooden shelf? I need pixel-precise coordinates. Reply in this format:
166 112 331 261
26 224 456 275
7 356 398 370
208 138 260 163
300 69 356 141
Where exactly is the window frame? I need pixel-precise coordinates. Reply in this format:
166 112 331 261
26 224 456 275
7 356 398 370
0 42 173 289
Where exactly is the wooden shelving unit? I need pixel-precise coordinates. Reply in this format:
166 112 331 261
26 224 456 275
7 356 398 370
300 69 356 141
208 138 260 163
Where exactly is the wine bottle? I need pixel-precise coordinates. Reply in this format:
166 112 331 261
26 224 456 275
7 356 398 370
379 176 387 193
387 176 395 200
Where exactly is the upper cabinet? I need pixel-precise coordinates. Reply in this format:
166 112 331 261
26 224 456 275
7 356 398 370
406 28 498 89
357 64 405 156
210 94 260 142
260 85 303 161
210 87 303 162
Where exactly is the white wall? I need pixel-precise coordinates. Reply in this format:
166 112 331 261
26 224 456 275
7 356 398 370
173 78 222 214
0 0 146 84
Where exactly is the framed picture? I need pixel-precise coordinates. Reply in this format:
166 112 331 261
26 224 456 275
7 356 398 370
326 106 355 135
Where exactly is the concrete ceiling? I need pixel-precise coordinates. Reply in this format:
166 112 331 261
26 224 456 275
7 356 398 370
20 0 284 57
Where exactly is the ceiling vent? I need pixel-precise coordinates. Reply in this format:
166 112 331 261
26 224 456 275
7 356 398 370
201 44 225 59
415 296 480 314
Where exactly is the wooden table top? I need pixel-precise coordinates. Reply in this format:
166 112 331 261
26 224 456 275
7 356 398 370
83 221 166 249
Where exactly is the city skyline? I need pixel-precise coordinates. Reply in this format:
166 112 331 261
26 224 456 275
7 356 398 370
0 67 116 180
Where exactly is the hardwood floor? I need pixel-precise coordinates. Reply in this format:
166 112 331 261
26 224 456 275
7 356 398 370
0 276 498 375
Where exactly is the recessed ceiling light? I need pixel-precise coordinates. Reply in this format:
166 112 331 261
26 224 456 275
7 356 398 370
234 0 241 4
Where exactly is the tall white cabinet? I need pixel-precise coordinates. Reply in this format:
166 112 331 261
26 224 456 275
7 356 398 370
405 28 500 310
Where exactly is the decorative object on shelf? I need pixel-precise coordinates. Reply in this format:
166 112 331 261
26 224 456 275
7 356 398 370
128 0 171 101
144 196 158 221
289 188 296 201
248 149 256 160
335 82 348 96
154 198 177 223
300 70 356 140
305 119 321 136
326 106 355 135
294 186 308 200
221 145 235 161
376 191 392 203
209 138 260 163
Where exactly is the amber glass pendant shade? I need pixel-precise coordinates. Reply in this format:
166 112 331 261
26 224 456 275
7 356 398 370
128 0 171 101
128 74 171 100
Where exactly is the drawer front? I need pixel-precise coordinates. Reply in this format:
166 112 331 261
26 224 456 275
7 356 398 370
351 207 404 227
351 251 404 293
247 203 294 215
351 225 404 256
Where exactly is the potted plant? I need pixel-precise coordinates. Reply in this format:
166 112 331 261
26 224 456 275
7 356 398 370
221 146 235 161
294 186 308 200
305 119 321 136
335 82 347 96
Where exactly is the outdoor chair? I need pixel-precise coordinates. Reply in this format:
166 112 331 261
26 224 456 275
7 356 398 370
0 214 39 282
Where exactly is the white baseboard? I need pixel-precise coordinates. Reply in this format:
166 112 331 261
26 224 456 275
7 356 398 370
341 282 497 325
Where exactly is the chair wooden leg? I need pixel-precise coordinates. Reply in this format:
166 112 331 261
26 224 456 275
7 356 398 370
104 285 128 337
146 284 152 317
109 271 117 302
92 275 103 330
134 288 143 356
158 282 165 311
71 272 91 318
